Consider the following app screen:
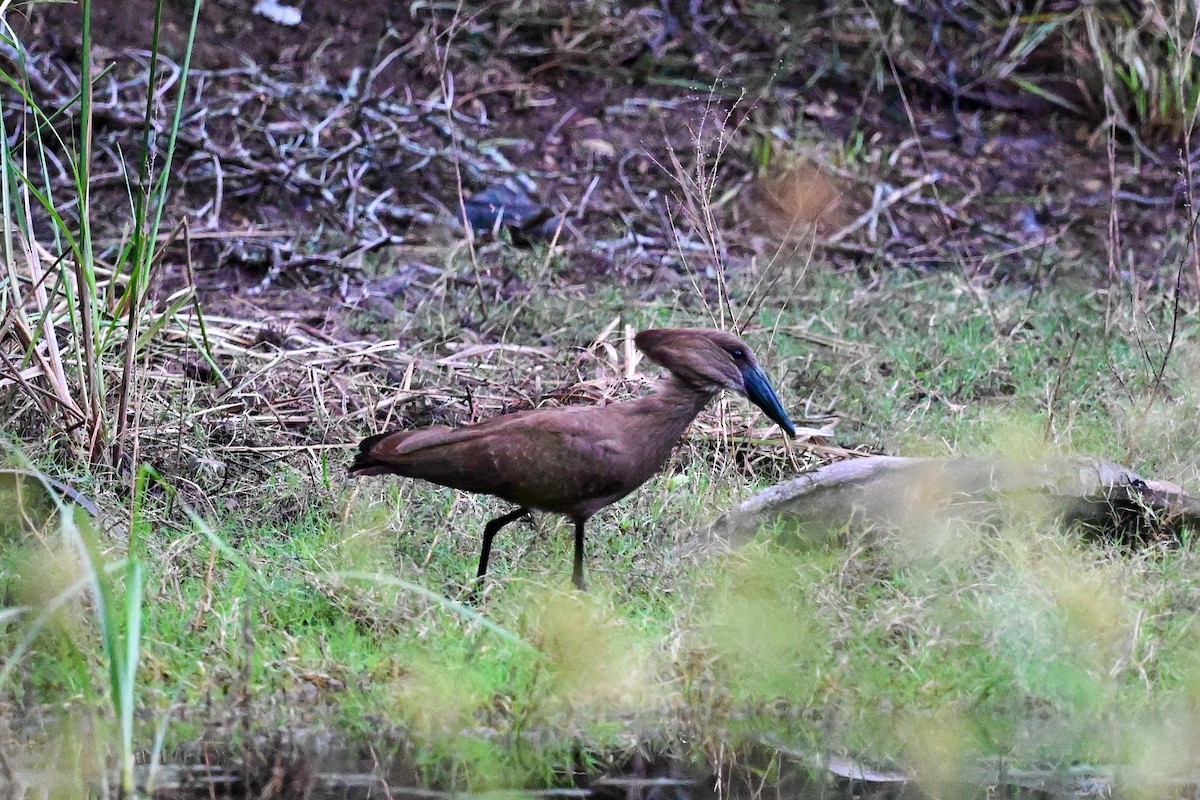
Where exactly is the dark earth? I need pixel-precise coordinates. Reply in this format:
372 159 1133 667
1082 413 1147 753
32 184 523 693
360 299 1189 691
14 0 1193 345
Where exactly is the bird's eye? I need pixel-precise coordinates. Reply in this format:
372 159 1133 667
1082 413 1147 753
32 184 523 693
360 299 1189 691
730 347 746 359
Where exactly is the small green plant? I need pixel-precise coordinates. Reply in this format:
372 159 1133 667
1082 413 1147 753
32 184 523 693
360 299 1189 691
76 468 150 794
0 0 205 464
0 459 145 795
865 0 1200 143
1081 1 1200 141
0 0 202 793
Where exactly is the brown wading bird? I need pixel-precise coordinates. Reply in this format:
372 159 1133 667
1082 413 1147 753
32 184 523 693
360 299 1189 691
350 328 796 590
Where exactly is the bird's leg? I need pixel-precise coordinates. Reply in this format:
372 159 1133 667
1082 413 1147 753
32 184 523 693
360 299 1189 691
477 507 531 584
571 516 587 591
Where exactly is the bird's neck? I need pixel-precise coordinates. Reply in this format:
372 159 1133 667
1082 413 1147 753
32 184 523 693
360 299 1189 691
635 373 718 448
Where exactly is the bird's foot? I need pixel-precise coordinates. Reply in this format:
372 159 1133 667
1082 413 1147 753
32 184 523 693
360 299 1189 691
463 580 487 607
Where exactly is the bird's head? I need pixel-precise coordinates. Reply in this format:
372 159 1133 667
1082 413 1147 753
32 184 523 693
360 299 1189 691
634 327 796 437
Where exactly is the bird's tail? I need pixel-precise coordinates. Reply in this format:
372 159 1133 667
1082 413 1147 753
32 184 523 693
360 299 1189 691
349 431 396 476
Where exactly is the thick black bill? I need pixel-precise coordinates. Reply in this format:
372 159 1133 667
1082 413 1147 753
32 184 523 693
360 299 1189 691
742 365 796 438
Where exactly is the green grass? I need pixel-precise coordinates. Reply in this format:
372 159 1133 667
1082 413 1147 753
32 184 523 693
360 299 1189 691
769 272 1185 461
9 259 1200 791
702 522 1200 770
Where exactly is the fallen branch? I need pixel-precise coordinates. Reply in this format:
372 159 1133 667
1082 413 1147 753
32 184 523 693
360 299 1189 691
700 455 1200 552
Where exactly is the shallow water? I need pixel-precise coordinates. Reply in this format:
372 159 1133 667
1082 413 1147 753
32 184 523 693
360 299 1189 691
0 727 1146 800
131 747 1128 800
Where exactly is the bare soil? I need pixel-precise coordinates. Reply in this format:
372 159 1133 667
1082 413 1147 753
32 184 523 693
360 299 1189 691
13 0 1191 348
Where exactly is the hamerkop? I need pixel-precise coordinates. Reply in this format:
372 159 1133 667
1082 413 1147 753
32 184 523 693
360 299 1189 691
350 328 796 590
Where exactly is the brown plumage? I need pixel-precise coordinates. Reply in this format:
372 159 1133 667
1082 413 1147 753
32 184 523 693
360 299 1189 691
350 328 795 590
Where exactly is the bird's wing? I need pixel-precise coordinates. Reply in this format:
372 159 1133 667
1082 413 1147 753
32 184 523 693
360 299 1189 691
468 410 636 510
355 407 639 511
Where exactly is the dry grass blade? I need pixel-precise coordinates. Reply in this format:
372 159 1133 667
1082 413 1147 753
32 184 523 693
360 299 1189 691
1 234 88 434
